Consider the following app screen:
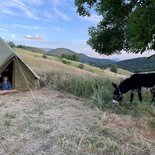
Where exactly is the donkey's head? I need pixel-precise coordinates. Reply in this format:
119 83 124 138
112 83 122 105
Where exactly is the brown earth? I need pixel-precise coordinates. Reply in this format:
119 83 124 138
0 88 154 155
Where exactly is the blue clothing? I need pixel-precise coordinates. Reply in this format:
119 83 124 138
1 81 12 90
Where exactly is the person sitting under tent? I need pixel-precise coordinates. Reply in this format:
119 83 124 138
1 76 12 90
0 76 17 95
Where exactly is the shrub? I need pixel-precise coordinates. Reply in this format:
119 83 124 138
110 65 118 73
17 44 26 49
61 53 79 61
78 64 84 69
42 54 48 59
61 59 71 65
92 80 113 110
8 41 15 48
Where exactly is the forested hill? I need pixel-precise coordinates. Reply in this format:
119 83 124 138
117 55 155 73
48 48 115 67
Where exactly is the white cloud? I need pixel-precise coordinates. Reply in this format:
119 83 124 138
0 0 40 19
13 24 41 30
11 34 16 38
20 0 44 6
82 14 102 23
1 8 19 16
52 0 63 6
12 0 40 19
52 0 72 7
0 27 8 32
24 35 43 40
13 23 61 31
50 27 61 31
53 7 70 21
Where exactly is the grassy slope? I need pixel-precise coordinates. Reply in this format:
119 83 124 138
15 48 127 79
14 48 155 154
117 68 132 76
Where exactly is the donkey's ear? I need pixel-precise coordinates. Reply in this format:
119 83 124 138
112 83 118 89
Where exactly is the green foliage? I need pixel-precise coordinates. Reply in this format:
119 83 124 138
75 0 155 55
61 59 71 65
78 63 85 69
110 65 118 73
42 54 48 59
61 53 79 61
8 41 15 48
16 44 26 49
117 56 155 72
46 73 95 98
92 80 113 110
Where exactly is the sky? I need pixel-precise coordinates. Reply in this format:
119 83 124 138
0 0 153 60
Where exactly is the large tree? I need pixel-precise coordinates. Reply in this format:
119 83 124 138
75 0 155 55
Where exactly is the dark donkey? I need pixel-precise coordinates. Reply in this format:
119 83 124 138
112 73 155 104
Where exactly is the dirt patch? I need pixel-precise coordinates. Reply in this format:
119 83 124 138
0 88 154 155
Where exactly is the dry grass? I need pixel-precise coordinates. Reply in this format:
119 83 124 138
0 88 154 155
16 48 126 80
0 48 153 154
18 53 99 79
117 68 133 76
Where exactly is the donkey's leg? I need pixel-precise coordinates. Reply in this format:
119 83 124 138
151 97 154 104
130 90 134 103
138 88 142 102
152 95 155 105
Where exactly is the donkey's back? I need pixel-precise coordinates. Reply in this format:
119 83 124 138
130 73 155 88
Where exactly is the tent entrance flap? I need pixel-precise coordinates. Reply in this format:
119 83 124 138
0 60 14 88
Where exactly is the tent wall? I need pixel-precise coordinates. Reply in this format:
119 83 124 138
0 38 15 66
13 57 39 90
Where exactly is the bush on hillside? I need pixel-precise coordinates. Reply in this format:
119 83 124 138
110 65 118 73
17 44 26 49
8 41 16 48
92 81 113 110
42 54 48 59
61 59 71 65
78 64 84 69
61 53 79 61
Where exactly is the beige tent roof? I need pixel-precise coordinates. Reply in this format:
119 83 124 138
0 37 39 89
0 38 15 66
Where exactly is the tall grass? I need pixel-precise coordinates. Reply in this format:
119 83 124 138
43 72 116 110
18 50 155 115
44 72 155 117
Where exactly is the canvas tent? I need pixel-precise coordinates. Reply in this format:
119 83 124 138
0 37 40 90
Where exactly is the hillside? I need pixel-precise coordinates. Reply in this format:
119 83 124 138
79 53 115 67
117 55 155 72
18 46 155 72
1 48 153 155
24 46 45 54
48 48 75 56
15 48 126 79
48 48 115 67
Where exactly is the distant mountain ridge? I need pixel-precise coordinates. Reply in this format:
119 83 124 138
25 46 155 72
48 48 75 56
24 46 45 54
47 48 115 67
117 55 155 72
